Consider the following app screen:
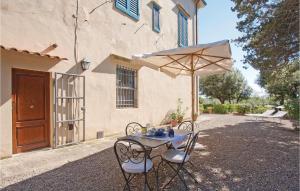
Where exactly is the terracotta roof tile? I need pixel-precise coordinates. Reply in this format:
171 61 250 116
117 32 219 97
0 45 68 60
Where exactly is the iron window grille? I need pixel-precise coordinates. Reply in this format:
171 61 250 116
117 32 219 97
116 65 137 108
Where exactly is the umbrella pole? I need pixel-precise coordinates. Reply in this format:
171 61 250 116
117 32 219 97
191 71 195 123
191 55 195 128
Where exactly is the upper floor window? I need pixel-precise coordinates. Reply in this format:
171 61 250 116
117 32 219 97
116 65 137 108
115 0 140 20
178 11 188 47
152 3 161 33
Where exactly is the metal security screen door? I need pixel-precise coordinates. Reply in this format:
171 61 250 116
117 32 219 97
54 73 85 148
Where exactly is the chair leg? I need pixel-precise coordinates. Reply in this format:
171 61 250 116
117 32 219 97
156 160 164 191
123 181 131 191
182 167 199 184
178 170 188 190
161 162 188 190
122 173 132 191
187 161 195 168
144 173 148 191
161 170 180 190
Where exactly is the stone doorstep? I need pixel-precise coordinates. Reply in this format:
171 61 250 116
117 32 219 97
0 138 116 184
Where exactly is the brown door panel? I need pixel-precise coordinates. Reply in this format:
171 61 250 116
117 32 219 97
16 74 46 121
17 125 47 146
15 120 46 127
12 68 50 153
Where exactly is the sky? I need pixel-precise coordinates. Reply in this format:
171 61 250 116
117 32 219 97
198 0 267 96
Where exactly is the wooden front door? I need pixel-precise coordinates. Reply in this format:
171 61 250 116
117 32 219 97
12 68 50 153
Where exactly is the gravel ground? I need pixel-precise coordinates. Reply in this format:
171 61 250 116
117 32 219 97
1 114 299 191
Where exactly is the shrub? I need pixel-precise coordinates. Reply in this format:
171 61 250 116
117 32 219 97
213 104 228 114
207 106 213 113
203 104 213 110
236 104 251 114
285 99 300 120
170 112 177 120
251 106 268 114
224 104 237 113
199 104 204 113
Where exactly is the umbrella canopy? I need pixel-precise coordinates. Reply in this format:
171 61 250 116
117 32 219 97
132 40 233 122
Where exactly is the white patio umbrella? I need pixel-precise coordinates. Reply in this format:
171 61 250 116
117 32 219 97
133 40 233 122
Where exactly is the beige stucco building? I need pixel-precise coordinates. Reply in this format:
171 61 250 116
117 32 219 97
0 0 205 158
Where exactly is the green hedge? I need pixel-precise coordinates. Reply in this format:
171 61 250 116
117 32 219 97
213 104 228 114
224 104 237 113
285 99 300 120
200 103 267 115
203 104 214 110
251 106 268 114
236 104 251 114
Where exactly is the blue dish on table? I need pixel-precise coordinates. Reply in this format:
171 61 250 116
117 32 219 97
146 133 166 138
146 128 166 137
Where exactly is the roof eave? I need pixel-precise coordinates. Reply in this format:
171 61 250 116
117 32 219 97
195 0 207 9
0 45 68 61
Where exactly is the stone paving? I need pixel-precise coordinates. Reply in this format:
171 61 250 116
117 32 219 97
0 137 117 189
0 114 299 190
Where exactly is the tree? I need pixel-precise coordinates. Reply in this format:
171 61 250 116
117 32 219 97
231 0 299 119
199 70 252 104
258 61 300 104
231 0 299 72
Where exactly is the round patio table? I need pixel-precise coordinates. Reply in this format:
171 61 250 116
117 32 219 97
118 129 192 149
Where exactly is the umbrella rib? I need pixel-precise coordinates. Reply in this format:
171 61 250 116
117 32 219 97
164 65 190 71
192 47 206 55
195 58 226 70
213 63 231 72
166 55 191 71
193 56 200 69
198 55 216 64
196 54 231 60
159 55 189 68
153 53 193 56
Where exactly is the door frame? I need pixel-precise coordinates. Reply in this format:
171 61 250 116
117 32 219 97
12 68 51 154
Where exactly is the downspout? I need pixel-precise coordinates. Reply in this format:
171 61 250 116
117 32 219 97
195 0 199 44
195 0 200 117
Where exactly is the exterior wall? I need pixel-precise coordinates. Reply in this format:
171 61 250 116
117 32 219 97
0 0 198 158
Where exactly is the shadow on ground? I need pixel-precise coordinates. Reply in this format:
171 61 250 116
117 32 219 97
3 120 299 191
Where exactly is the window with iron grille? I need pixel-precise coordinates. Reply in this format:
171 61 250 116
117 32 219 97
116 65 137 108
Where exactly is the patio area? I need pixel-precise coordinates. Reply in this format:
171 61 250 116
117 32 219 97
1 114 299 191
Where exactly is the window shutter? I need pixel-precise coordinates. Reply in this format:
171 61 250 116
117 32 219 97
115 0 139 20
178 12 188 47
129 0 139 17
116 0 127 9
183 17 188 46
153 4 160 32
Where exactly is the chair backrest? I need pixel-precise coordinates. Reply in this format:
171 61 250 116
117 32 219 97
125 122 144 136
185 131 200 155
114 138 148 173
178 121 193 132
179 131 200 165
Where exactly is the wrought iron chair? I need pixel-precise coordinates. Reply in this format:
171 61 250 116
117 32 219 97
114 138 155 191
125 122 152 153
177 121 205 151
178 120 194 132
157 131 201 190
166 121 194 150
125 122 144 136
